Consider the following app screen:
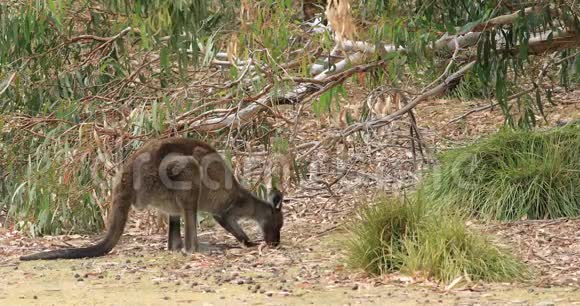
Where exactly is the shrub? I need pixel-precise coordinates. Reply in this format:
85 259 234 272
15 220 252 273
347 195 527 282
1 134 106 235
422 124 580 220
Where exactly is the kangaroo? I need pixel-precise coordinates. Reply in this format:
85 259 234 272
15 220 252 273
20 137 284 260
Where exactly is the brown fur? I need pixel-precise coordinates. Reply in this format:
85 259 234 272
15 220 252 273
20 137 284 260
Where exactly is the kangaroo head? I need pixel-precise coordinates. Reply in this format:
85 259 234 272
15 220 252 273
261 189 284 246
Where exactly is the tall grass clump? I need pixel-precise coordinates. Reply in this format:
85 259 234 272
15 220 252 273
422 124 580 220
347 195 425 275
347 195 527 282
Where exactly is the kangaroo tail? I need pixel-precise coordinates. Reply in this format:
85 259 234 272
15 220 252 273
20 186 132 261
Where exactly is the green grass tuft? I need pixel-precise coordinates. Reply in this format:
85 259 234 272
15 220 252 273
346 195 424 275
347 195 527 282
422 124 580 220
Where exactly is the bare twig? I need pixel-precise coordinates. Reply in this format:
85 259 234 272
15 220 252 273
448 50 569 123
0 72 16 96
422 38 460 92
343 61 476 136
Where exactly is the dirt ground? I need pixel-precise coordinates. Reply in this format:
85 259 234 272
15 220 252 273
2 235 580 305
1 89 579 305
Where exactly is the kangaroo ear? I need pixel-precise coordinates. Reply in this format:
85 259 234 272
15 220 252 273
269 189 284 210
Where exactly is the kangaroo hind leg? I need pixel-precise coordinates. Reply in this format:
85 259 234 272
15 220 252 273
182 207 198 253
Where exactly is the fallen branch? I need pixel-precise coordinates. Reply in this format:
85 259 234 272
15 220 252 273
298 61 476 160
185 52 370 131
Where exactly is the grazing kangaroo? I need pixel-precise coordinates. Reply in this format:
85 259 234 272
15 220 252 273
20 137 284 260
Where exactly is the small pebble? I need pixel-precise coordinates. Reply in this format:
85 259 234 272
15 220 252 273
115 275 121 280
33 296 38 300
266 292 273 297
352 284 359 290
74 273 81 279
259 289 266 294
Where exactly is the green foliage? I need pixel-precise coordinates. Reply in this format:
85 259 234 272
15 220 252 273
447 71 493 100
0 0 232 235
347 194 527 282
312 84 347 117
362 0 579 128
422 124 580 220
0 0 578 236
1 131 106 235
469 3 579 128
